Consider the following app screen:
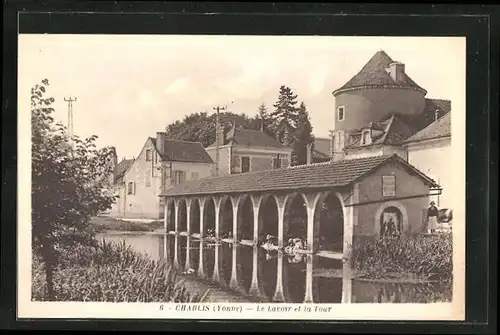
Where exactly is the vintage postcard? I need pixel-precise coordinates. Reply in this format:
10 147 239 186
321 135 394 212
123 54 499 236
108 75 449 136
17 34 466 320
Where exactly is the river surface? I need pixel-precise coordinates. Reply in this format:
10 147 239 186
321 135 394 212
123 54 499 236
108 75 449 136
97 232 452 304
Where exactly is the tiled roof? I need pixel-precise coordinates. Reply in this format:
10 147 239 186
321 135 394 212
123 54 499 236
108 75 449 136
404 112 451 143
161 154 438 197
207 128 289 149
114 158 134 183
345 113 417 148
333 50 426 95
157 138 214 164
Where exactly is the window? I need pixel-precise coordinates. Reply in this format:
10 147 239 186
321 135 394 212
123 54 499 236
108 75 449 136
362 130 370 145
337 106 345 121
127 182 135 195
191 172 199 180
172 170 186 184
382 175 396 198
241 157 250 173
145 149 152 161
272 154 282 169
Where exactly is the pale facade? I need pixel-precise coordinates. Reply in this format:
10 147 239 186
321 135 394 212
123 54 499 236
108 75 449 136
405 137 452 208
110 135 214 219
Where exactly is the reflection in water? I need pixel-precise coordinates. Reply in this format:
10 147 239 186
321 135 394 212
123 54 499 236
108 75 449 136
102 233 452 304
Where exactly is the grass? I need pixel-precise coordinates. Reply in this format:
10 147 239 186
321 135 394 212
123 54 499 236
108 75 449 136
32 239 209 302
90 216 164 233
348 233 453 282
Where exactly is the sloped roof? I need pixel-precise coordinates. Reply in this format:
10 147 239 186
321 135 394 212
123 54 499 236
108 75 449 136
207 128 289 149
161 154 437 197
345 113 417 148
155 137 214 164
115 158 134 182
333 50 427 96
404 112 451 144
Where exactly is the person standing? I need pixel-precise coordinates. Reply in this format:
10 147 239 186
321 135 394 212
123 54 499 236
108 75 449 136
427 201 439 233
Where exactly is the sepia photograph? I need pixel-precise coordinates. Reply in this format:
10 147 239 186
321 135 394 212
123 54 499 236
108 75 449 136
17 34 466 320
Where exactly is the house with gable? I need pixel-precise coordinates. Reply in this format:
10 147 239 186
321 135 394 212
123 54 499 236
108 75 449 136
110 132 214 219
204 124 293 176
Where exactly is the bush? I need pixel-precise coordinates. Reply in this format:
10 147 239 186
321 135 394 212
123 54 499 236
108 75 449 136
32 239 209 302
348 233 453 281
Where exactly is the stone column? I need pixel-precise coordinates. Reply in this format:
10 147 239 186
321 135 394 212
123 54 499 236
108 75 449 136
229 246 246 295
303 192 322 253
174 199 181 234
303 254 314 303
231 195 242 243
183 198 191 235
197 239 206 278
185 236 191 271
163 198 169 232
272 250 289 302
342 190 354 259
199 197 206 239
250 194 263 246
249 246 266 299
341 262 353 303
274 195 289 249
173 234 180 270
213 196 222 240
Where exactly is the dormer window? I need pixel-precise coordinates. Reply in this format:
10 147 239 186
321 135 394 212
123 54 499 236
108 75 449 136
361 130 371 145
337 106 345 121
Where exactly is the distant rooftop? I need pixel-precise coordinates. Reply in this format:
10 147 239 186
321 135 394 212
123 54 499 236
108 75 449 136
207 127 289 150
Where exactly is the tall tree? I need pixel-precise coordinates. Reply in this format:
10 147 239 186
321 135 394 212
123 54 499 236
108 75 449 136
293 102 315 165
257 102 271 131
31 79 117 300
270 86 299 145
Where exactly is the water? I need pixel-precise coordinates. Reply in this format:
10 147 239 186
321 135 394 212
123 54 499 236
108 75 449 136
98 233 452 303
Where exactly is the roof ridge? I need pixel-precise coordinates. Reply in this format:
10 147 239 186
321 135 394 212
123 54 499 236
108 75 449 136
163 138 205 146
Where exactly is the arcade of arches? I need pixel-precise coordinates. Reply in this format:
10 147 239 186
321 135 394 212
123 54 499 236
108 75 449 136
164 190 351 255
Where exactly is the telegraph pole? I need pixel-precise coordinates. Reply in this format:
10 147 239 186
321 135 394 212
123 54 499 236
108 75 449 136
213 105 227 176
64 96 77 149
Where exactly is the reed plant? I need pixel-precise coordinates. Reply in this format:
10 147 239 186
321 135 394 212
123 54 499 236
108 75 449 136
32 239 209 302
348 233 452 281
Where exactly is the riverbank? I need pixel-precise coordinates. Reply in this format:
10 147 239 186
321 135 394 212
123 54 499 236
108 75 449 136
31 238 256 303
91 216 164 233
348 233 453 283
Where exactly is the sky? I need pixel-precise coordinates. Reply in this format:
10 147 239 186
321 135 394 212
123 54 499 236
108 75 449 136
18 35 466 159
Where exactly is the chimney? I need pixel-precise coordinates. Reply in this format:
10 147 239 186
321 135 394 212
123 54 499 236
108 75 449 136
435 109 440 121
156 132 166 158
388 62 405 83
306 143 313 165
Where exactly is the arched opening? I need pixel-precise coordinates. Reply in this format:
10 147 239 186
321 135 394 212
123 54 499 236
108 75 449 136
239 246 254 293
312 257 343 303
190 199 201 235
259 248 277 301
166 200 175 232
315 192 344 253
239 197 254 242
178 199 188 233
166 234 175 266
284 194 308 244
203 241 215 279
379 206 404 237
259 196 279 242
220 197 233 239
203 198 216 237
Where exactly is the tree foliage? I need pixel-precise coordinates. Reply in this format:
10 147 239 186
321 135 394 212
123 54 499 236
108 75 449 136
270 85 299 145
164 111 262 147
293 102 315 165
31 79 117 299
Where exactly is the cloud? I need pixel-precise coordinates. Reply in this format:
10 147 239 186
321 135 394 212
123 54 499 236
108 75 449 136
163 77 191 95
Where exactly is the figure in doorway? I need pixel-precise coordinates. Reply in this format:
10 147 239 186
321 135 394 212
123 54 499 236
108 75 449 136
427 201 439 234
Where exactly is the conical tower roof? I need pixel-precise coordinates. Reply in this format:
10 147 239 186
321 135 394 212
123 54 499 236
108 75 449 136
333 50 427 96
